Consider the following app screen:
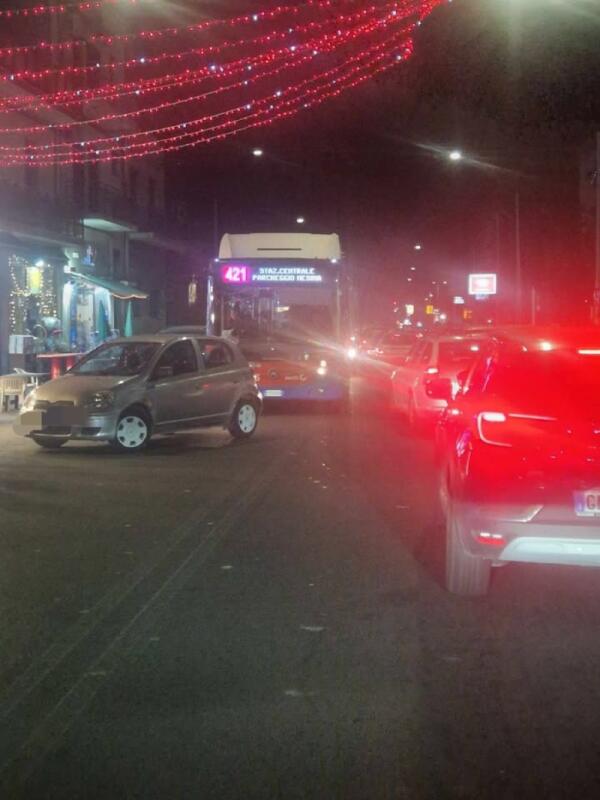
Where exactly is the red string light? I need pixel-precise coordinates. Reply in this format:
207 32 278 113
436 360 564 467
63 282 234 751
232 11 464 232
0 0 338 59
0 0 142 19
0 33 415 166
0 1 393 84
8 47 410 168
0 10 404 134
0 0 444 167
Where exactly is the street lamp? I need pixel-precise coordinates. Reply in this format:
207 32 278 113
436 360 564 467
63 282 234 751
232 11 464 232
449 150 463 162
252 148 264 157
296 216 305 224
414 244 422 251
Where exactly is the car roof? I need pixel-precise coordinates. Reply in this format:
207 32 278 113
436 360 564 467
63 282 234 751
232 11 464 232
484 326 600 351
108 334 228 345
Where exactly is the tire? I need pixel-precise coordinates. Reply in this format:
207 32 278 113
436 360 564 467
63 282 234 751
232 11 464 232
445 500 491 596
229 399 259 439
32 436 66 450
112 408 152 453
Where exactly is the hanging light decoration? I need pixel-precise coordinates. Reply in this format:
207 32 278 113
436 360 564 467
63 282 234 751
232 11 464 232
0 0 445 167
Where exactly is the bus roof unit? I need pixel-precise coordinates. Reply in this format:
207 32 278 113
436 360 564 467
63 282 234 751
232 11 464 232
218 233 341 262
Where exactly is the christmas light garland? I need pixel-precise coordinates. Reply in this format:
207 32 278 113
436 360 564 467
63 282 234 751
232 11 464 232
0 0 445 167
0 0 338 59
0 0 144 19
0 1 394 84
0 10 405 137
0 33 415 166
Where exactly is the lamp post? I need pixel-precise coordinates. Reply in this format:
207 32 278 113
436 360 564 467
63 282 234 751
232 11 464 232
594 132 600 323
448 147 523 322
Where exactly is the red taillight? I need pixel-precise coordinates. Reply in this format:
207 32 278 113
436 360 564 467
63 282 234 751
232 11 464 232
476 532 506 547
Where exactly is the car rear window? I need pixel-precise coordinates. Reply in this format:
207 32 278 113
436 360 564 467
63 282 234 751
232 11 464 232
438 340 482 368
488 351 600 410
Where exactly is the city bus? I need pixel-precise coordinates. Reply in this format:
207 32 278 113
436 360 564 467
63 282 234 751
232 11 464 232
206 233 351 407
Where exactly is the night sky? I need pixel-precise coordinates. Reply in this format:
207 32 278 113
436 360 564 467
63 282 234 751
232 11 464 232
167 0 600 323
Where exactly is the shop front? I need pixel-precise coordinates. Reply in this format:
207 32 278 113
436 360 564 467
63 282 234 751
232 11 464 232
0 248 148 377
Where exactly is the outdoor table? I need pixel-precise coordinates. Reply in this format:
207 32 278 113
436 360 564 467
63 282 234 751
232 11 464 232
36 353 82 379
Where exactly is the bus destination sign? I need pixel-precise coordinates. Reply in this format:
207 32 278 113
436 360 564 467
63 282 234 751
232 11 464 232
220 264 325 285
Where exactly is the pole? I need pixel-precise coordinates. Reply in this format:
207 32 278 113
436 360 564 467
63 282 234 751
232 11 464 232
594 132 600 323
212 197 219 258
515 188 522 323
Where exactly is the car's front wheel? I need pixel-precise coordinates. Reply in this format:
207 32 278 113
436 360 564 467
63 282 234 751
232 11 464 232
445 500 491 596
112 409 151 453
229 399 259 439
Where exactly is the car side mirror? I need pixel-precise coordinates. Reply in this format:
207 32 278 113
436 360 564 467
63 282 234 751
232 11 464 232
152 365 174 380
426 377 453 401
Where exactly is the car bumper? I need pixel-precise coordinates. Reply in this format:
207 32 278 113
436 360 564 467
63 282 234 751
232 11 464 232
260 382 347 401
14 409 119 441
463 503 600 567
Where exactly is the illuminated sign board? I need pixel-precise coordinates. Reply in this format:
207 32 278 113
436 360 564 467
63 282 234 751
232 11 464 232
220 264 325 285
468 273 497 296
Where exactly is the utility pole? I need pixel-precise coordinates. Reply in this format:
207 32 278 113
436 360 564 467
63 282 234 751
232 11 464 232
515 188 522 323
595 132 600 323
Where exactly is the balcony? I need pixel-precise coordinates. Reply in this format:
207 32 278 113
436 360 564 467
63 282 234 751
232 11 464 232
79 182 167 235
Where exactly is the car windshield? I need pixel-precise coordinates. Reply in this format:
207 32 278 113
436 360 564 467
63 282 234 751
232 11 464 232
70 342 159 376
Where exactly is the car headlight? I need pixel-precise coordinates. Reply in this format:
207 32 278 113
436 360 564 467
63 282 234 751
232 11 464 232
22 390 37 412
85 391 115 411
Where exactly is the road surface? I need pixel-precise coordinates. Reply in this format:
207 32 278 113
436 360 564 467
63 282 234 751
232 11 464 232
2 381 600 799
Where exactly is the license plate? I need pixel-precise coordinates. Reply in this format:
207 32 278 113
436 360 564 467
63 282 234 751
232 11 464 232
574 489 600 517
264 389 284 397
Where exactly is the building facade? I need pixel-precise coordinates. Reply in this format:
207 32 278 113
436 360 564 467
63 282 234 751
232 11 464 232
0 4 192 374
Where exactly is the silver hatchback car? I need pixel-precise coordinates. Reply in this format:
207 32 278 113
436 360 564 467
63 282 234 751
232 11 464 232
15 334 262 452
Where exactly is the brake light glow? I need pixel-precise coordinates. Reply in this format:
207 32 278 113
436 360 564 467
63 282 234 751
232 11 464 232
539 341 553 351
476 532 505 547
578 349 600 355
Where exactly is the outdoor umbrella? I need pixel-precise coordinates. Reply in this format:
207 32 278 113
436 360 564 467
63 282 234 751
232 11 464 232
97 300 109 342
124 301 134 337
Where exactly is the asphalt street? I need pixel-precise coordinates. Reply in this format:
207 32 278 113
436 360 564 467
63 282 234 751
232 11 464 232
2 380 600 799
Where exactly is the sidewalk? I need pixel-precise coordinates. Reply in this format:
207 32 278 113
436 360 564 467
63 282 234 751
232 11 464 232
0 411 18 425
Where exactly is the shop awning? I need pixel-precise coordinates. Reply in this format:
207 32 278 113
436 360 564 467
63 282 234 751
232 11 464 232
70 272 148 300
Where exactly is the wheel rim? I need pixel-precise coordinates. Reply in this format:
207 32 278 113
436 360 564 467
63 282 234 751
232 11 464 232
237 404 256 434
116 415 148 449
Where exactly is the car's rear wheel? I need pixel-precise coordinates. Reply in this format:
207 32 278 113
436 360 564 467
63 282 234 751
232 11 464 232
229 399 259 439
113 409 151 453
32 436 66 450
445 501 491 596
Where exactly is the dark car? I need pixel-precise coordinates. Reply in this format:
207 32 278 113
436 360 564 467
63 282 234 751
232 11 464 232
433 328 600 596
